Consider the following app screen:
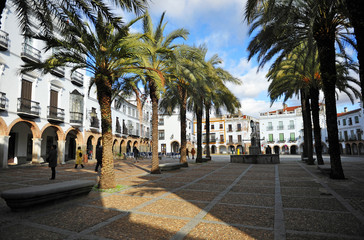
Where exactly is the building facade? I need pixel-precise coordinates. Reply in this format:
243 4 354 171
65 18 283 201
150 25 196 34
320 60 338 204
0 1 151 168
337 105 364 155
259 104 328 155
193 112 258 155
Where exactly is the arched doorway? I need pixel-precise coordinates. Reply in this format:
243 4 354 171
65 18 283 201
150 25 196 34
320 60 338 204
219 145 227 154
41 126 59 161
236 145 243 154
211 145 217 154
273 146 280 154
65 130 78 161
290 145 297 154
228 145 235 154
352 143 358 155
345 143 351 155
359 143 364 155
87 136 94 159
126 140 132 153
282 145 289 154
8 122 33 164
171 141 179 153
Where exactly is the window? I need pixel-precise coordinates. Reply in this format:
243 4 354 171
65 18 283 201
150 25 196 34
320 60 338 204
237 123 241 131
123 105 126 114
158 130 165 140
278 121 284 130
349 118 352 125
211 124 215 130
158 118 164 126
210 133 216 142
355 116 359 124
267 122 273 131
344 131 348 141
268 134 273 142
290 133 295 141
220 135 224 142
357 129 362 140
338 120 340 125
228 124 232 132
289 120 294 129
238 135 242 142
279 133 284 141
229 135 233 143
220 124 223 129
133 109 136 117
128 107 131 115
343 119 346 126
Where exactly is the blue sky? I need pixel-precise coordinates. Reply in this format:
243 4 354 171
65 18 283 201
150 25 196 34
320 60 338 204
121 0 362 118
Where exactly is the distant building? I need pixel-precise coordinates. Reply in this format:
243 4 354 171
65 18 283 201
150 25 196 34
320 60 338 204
193 112 258 154
259 104 328 155
337 105 364 155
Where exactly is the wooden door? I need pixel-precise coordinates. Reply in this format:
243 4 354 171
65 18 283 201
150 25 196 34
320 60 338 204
21 80 32 111
50 90 58 117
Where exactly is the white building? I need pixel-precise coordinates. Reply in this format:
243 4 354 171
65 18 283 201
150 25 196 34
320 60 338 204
259 104 328 155
0 1 151 168
158 111 195 155
337 105 364 155
193 112 258 155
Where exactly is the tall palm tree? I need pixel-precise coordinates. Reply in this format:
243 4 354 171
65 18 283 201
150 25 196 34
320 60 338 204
22 11 145 189
159 45 205 167
138 12 189 174
245 0 355 179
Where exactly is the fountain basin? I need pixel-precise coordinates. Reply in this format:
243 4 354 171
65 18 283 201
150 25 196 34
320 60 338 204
230 154 280 164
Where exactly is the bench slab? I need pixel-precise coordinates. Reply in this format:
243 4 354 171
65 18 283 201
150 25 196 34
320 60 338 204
159 163 183 171
1 180 95 211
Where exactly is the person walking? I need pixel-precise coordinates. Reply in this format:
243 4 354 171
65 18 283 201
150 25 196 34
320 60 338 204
95 145 102 172
186 148 189 159
133 146 139 162
75 146 84 168
47 145 58 180
191 148 196 159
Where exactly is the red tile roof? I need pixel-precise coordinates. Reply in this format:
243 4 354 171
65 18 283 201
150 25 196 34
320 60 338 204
337 108 361 117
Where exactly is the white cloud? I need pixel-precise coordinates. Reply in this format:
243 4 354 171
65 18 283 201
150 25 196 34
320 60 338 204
239 98 282 118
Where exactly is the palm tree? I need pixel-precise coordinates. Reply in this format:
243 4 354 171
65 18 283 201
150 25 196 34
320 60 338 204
22 11 145 189
245 0 355 179
138 12 189 174
159 45 205 167
0 0 148 33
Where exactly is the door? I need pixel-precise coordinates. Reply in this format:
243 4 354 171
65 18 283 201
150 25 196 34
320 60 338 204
50 90 58 117
21 80 32 112
8 132 16 163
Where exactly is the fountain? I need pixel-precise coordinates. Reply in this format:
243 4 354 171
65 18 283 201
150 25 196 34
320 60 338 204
230 120 279 164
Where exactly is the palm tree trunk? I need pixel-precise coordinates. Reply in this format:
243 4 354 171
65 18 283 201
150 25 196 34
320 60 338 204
195 104 203 163
300 89 308 161
179 86 188 167
315 32 345 179
345 0 364 103
310 87 324 165
96 77 116 189
304 94 314 164
150 81 161 174
205 102 211 160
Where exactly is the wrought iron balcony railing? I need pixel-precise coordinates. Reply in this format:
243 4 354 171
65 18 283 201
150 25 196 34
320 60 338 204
21 43 41 63
288 124 295 129
90 116 99 128
266 126 273 131
0 30 9 51
47 106 65 122
50 66 65 78
71 71 84 86
0 92 6 110
277 126 284 130
70 111 83 125
17 98 40 117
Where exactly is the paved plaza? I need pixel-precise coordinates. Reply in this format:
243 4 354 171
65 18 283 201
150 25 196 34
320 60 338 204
0 155 363 240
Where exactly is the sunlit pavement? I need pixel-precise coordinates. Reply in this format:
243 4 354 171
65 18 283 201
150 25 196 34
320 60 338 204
0 155 363 239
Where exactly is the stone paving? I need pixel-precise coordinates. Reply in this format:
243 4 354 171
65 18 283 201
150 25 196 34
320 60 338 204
0 156 363 240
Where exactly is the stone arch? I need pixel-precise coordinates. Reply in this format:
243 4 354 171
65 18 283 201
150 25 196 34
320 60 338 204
7 118 41 138
345 143 352 155
65 127 84 146
113 139 119 154
236 145 243 154
273 145 280 154
352 143 358 155
359 143 364 155
41 123 65 141
211 145 217 154
219 145 227 154
290 145 298 154
0 117 7 135
171 141 180 153
228 145 235 154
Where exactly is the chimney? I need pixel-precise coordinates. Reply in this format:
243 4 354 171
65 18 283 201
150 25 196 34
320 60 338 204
344 107 348 113
283 103 287 110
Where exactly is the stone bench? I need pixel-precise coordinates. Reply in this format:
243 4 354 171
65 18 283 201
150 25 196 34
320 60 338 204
1 180 95 211
159 163 183 171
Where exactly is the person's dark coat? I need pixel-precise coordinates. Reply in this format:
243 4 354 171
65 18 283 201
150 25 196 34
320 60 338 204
96 146 102 163
47 148 58 168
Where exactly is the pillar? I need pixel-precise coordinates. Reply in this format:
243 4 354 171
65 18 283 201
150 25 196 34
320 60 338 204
57 140 66 164
0 135 10 168
32 138 42 164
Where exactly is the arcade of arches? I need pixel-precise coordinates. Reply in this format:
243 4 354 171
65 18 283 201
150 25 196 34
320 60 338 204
0 118 151 168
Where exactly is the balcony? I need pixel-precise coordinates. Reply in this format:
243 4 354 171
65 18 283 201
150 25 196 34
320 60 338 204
71 71 84 86
50 66 65 78
266 126 273 131
90 116 100 130
277 126 284 130
288 124 295 129
115 122 122 136
21 43 41 63
0 30 9 51
47 106 65 123
70 111 83 127
0 92 6 110
17 98 40 118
